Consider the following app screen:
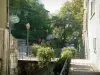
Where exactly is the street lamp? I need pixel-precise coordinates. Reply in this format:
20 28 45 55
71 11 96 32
26 23 30 56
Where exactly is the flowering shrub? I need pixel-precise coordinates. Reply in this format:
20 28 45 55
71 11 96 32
32 44 41 57
37 47 54 67
61 48 76 58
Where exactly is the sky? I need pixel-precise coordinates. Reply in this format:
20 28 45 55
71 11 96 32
40 0 72 13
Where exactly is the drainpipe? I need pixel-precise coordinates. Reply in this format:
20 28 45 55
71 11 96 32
7 0 11 74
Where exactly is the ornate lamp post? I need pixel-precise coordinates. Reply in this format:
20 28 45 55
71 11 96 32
26 23 30 56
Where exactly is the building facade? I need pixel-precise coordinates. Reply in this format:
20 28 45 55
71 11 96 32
83 0 100 70
0 0 18 75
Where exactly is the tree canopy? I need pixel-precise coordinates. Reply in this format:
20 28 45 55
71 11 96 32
58 0 83 37
9 0 52 42
51 0 84 48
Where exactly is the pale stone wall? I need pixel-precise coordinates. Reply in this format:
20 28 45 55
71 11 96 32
0 28 18 75
83 0 90 59
0 28 4 75
9 35 18 75
0 28 4 59
84 0 100 70
0 0 18 74
3 29 10 75
0 0 7 29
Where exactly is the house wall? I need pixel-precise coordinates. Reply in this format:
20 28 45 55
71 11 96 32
84 0 100 70
0 0 8 74
83 0 90 59
0 29 18 75
95 0 100 70
0 0 7 29
0 0 18 75
9 35 18 75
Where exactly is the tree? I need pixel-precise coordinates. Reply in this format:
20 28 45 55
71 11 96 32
51 0 84 48
52 13 74 47
9 0 52 42
59 0 84 38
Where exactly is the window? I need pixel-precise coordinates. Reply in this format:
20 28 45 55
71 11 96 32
86 0 89 7
93 38 96 53
91 0 95 16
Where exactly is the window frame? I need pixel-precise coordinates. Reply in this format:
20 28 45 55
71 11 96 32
90 0 95 19
93 38 96 53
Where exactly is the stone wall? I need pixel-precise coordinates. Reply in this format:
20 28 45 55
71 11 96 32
0 28 4 75
84 0 100 70
0 28 18 75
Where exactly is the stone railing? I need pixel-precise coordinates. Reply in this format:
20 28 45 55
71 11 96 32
9 34 18 75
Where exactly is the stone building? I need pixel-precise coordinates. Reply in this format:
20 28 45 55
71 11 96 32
0 0 18 75
83 0 100 70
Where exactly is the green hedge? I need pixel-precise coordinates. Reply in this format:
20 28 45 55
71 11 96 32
53 58 71 75
37 47 54 67
53 48 75 75
61 48 76 58
31 44 41 57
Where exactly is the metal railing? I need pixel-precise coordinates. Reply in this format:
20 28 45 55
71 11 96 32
59 59 67 75
18 46 33 60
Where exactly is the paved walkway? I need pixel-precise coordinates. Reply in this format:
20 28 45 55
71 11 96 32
69 59 100 75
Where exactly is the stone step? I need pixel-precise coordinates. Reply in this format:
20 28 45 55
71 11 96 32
69 72 100 75
69 59 100 75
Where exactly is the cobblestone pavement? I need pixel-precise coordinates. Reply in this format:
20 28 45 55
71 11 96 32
69 59 100 75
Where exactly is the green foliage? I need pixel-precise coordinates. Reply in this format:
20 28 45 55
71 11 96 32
53 47 75 75
53 57 71 75
52 0 84 47
37 47 54 67
61 48 76 58
61 48 72 59
31 44 41 57
53 58 65 75
9 0 52 41
41 39 62 58
70 48 77 57
60 0 84 39
18 62 39 75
